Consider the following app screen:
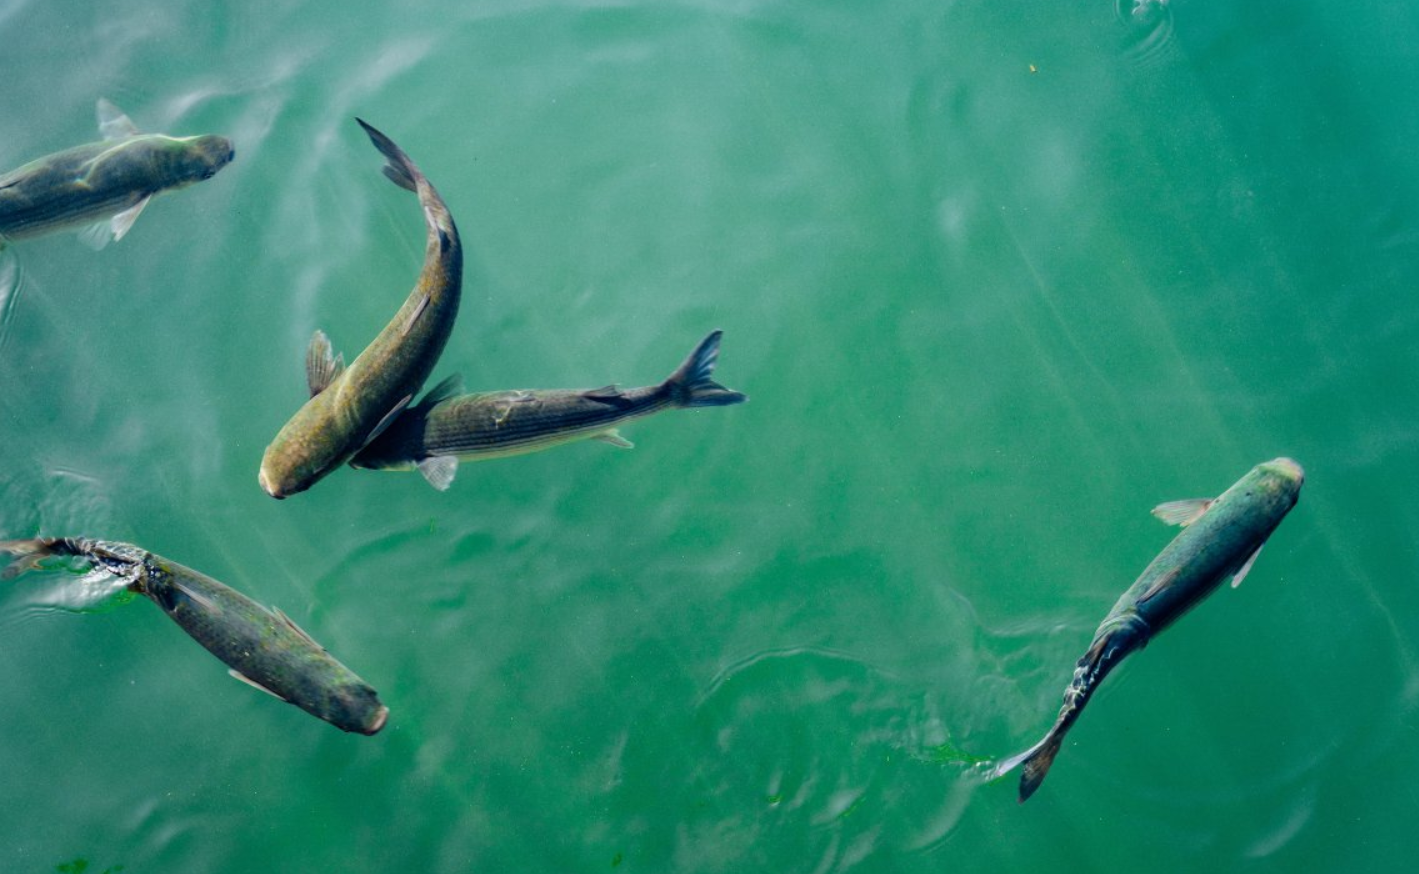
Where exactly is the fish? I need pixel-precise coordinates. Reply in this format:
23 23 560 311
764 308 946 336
0 99 233 249
258 118 462 499
349 329 747 490
1 536 388 735
990 457 1305 802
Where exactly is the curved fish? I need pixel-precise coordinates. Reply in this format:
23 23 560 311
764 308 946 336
350 330 747 490
991 457 1305 802
258 119 462 498
0 99 233 248
1 536 387 735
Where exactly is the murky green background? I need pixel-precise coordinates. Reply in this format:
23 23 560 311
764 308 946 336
3 1 1417 870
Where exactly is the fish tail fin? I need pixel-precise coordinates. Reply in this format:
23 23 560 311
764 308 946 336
355 118 460 256
356 118 420 192
664 330 747 408
985 727 1065 804
1017 733 1065 803
1 537 74 580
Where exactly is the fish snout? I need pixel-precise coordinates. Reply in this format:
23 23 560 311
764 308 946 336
364 704 390 735
257 465 286 500
195 135 235 179
1266 457 1305 487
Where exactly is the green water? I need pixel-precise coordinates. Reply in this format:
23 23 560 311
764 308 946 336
2 0 1417 870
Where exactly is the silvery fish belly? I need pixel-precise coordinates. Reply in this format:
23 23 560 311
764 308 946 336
0 99 233 248
257 119 462 499
1 536 388 735
990 458 1304 802
349 329 748 491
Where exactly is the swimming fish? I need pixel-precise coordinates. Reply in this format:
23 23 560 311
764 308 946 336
350 330 747 490
258 119 462 499
0 99 233 249
1 536 388 735
991 457 1304 802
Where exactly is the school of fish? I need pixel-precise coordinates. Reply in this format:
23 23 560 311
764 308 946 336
2 98 1306 809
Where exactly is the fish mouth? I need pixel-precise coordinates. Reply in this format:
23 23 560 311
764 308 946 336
362 705 390 735
257 467 286 500
1265 457 1305 486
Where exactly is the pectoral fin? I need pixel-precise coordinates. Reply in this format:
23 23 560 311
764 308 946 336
1136 566 1182 608
401 293 430 336
171 576 219 612
96 99 140 140
305 329 346 397
417 455 459 491
1230 544 1264 589
1151 498 1214 527
108 195 152 243
361 395 413 448
228 669 287 701
594 429 634 449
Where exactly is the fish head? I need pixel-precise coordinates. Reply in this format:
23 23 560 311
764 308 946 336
1259 457 1305 493
1245 457 1305 512
155 134 235 187
257 456 306 500
326 682 389 735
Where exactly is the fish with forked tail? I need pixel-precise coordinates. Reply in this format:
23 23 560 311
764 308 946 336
1 537 388 735
258 118 462 499
349 330 747 490
990 457 1304 802
0 99 233 249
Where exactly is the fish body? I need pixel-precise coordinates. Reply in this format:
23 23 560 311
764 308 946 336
350 330 747 490
0 99 233 247
258 119 462 498
993 457 1305 802
1 537 387 735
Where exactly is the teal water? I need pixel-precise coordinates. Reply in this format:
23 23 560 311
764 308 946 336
2 0 1417 870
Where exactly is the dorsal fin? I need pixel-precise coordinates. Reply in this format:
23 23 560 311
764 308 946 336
1151 498 1214 527
410 373 463 413
273 606 322 648
96 99 140 140
306 329 346 397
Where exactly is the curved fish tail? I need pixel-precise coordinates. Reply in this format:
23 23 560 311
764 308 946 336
2 537 68 579
355 118 421 192
665 330 747 408
986 726 1065 804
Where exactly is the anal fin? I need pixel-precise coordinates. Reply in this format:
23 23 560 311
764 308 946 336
594 429 634 449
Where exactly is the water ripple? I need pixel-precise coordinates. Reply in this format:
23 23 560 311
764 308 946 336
1117 0 1179 70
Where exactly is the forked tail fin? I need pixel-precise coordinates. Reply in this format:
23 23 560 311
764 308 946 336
665 330 747 408
356 118 421 193
987 728 1066 803
990 620 1148 803
1 537 80 580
